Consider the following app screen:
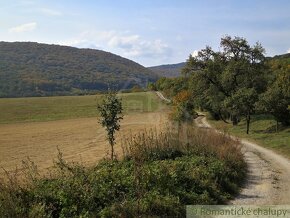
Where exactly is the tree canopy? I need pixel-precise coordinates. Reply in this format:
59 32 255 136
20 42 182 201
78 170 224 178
155 36 290 133
257 59 290 126
183 36 268 133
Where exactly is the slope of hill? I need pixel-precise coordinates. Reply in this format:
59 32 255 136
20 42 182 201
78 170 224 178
148 62 186 78
270 53 290 60
266 53 290 77
0 42 158 97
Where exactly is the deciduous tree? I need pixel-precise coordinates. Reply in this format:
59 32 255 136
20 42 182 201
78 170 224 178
184 36 267 133
97 90 123 160
257 69 290 128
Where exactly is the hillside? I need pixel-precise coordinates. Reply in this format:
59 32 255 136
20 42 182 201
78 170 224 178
0 42 158 97
148 62 186 78
267 53 290 78
270 53 290 60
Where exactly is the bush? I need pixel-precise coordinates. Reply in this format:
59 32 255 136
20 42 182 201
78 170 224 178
0 125 246 217
169 90 197 122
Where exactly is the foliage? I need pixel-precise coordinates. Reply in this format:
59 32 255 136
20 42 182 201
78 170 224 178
182 36 268 133
0 126 246 217
170 90 197 122
154 76 196 122
130 85 144 92
152 36 290 132
0 42 158 97
257 58 290 126
173 90 192 104
147 82 157 91
97 90 123 160
224 88 258 134
224 88 258 116
155 77 189 97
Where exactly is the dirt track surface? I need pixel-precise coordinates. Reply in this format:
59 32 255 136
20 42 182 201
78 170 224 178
156 91 171 103
0 112 167 177
195 115 290 204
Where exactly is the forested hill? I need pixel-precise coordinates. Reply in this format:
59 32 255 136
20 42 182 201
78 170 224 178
0 42 158 97
148 62 186 78
270 53 290 60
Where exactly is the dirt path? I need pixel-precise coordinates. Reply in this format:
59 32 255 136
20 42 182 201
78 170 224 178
0 111 168 177
156 91 171 103
195 115 290 204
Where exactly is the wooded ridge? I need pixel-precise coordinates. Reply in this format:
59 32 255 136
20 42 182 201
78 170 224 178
0 42 158 97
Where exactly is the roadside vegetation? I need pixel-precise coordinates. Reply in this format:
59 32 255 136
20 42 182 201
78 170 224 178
208 114 290 158
153 36 289 155
0 124 246 217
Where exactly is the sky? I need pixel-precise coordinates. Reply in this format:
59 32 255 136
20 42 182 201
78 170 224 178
1 0 290 66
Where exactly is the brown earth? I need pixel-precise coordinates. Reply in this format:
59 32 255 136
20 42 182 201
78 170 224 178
0 111 168 178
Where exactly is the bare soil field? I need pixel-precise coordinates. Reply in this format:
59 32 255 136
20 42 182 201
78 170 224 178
0 111 168 178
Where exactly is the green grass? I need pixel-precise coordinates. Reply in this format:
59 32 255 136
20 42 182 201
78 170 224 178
0 92 161 124
208 114 290 159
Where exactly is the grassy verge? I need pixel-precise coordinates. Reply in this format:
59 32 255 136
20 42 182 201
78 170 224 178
0 124 246 217
0 92 161 124
207 114 290 159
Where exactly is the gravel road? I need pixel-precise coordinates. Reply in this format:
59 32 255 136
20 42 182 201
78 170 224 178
195 115 290 205
156 91 171 103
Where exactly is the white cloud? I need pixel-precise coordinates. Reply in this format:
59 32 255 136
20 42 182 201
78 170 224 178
59 39 101 49
9 22 37 33
191 50 199 57
40 8 62 16
108 34 140 50
105 32 171 58
60 30 115 49
60 30 171 59
287 48 290 53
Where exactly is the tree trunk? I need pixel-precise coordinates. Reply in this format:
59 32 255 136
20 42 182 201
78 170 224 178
276 120 278 132
246 112 251 134
110 141 114 160
218 110 230 124
232 115 238 126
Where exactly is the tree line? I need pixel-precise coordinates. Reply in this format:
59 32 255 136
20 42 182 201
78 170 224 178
150 36 290 133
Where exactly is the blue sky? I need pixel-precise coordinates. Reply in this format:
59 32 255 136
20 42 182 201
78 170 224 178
1 0 290 66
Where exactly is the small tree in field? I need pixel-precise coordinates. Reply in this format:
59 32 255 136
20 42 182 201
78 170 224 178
97 90 123 160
